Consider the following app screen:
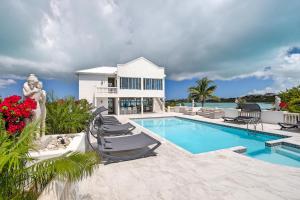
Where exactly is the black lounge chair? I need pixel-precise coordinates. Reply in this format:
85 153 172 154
86 121 134 150
278 120 300 130
93 122 135 136
92 106 108 117
97 132 161 163
86 115 161 163
91 110 133 136
90 117 135 137
101 123 135 135
94 115 121 126
223 103 263 130
92 106 119 122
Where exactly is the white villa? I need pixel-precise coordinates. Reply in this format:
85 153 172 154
76 57 166 115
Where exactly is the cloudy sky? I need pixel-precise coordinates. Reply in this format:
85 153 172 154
0 0 300 99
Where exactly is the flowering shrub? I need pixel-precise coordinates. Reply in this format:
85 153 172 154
0 95 37 135
279 101 288 110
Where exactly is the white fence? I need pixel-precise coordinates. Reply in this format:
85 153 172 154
283 112 300 124
168 106 300 124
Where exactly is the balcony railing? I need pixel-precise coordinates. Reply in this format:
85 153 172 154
96 87 118 94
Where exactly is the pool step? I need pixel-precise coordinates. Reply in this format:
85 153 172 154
247 149 270 157
281 145 300 154
274 147 300 161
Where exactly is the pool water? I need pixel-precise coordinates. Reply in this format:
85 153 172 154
249 146 300 168
133 117 300 168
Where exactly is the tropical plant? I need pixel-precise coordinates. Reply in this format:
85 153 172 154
46 96 92 134
188 77 217 107
0 95 37 135
278 85 300 113
235 98 247 109
288 98 300 113
279 85 300 103
0 120 99 199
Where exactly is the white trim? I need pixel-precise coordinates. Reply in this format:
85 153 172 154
76 66 117 75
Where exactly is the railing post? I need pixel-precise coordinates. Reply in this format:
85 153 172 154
117 97 120 115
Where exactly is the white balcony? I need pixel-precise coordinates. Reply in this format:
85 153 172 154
96 86 117 93
96 87 118 97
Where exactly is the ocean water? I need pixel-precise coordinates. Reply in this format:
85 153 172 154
181 102 273 110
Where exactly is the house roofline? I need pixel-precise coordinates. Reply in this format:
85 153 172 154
117 57 164 70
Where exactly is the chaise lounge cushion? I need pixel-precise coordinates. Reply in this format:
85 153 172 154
100 133 160 152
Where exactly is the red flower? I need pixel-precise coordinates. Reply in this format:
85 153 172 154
279 102 288 109
0 95 37 135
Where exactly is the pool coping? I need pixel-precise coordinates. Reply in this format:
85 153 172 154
129 114 300 159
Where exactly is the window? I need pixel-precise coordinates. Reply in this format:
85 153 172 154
120 77 141 89
119 98 141 114
143 98 153 112
143 79 163 90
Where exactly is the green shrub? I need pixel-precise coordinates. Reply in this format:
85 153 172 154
278 85 300 113
235 98 247 109
165 101 177 107
288 98 300 113
46 97 92 134
0 122 99 199
279 85 300 103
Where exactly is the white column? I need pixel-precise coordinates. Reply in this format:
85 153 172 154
141 97 144 115
94 96 97 107
163 98 166 113
116 97 120 115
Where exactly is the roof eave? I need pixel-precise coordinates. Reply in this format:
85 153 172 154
76 72 117 75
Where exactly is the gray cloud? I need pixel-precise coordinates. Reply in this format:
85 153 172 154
0 0 300 90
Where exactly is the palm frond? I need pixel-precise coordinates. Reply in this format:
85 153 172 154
0 119 99 199
28 151 99 190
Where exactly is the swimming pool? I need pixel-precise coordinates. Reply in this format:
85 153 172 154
133 117 300 168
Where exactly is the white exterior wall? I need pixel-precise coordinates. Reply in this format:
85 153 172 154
216 108 286 124
78 74 112 104
223 108 241 118
77 57 166 113
261 110 285 124
96 97 109 114
117 58 165 98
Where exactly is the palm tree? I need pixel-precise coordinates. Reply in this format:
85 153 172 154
188 77 217 107
0 120 99 199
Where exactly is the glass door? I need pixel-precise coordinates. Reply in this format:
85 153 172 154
108 77 116 87
143 98 153 112
108 98 115 114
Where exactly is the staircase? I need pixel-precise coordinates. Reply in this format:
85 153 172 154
154 98 164 112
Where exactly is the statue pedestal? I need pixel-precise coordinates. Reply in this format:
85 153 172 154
29 132 86 160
